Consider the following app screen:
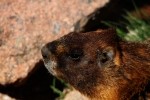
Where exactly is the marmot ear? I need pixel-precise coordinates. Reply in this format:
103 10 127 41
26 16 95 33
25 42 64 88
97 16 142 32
97 28 116 36
97 47 115 68
96 28 118 45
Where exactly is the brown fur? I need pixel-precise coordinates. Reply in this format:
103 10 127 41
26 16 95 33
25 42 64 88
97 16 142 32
41 29 150 100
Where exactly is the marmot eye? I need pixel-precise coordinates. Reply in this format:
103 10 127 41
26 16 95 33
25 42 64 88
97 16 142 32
69 49 83 60
100 53 108 63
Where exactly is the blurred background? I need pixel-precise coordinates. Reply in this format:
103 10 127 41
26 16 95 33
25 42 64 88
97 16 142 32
0 0 150 100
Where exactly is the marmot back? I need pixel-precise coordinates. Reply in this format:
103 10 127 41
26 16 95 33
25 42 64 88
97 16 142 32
41 29 150 100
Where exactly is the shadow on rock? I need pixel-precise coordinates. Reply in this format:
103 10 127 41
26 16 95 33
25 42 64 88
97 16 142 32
0 60 63 100
74 0 150 32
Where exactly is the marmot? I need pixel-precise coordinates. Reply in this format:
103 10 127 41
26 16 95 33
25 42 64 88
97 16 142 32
41 29 150 100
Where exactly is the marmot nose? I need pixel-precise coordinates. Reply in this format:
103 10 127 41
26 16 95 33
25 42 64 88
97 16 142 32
41 45 50 59
41 41 58 59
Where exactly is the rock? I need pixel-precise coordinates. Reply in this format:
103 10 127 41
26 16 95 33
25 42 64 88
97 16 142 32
0 93 15 100
64 89 89 100
0 0 108 85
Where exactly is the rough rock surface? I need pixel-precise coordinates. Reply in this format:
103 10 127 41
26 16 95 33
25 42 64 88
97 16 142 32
64 90 89 100
0 0 108 85
0 93 15 100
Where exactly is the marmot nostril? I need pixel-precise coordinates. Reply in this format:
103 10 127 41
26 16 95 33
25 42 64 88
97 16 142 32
41 46 50 59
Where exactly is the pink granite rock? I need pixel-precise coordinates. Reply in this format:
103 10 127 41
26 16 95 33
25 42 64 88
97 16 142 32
0 0 108 85
64 89 89 100
0 93 15 100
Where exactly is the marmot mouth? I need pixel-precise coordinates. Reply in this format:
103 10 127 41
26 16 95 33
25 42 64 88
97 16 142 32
43 59 58 76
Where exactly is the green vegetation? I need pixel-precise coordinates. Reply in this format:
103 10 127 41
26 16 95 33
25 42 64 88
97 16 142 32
50 78 69 99
103 12 150 42
117 12 150 42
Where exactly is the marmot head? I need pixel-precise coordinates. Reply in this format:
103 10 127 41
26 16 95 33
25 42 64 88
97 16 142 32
41 29 122 97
